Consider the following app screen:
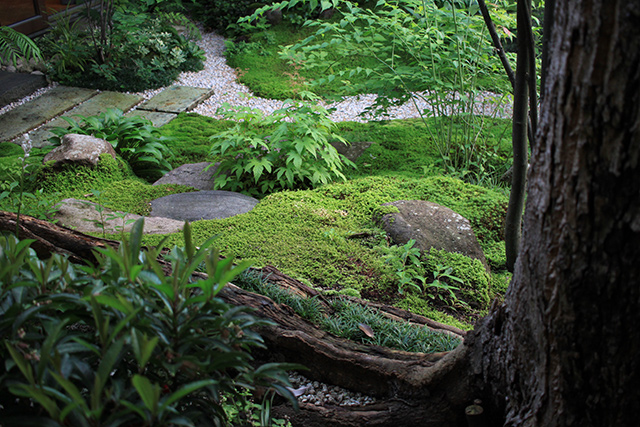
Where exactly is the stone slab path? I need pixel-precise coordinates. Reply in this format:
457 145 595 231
0 71 48 108
28 91 143 148
137 86 213 114
0 85 214 146
0 86 96 143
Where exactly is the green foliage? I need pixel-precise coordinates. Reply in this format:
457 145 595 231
236 270 461 353
49 108 174 181
0 221 299 425
192 0 257 35
323 297 461 352
396 293 473 330
38 10 205 91
0 26 42 67
241 0 516 184
221 388 292 426
140 175 507 314
425 248 491 310
209 94 356 197
379 239 425 295
0 139 59 227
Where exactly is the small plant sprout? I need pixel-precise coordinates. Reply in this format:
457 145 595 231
426 264 465 304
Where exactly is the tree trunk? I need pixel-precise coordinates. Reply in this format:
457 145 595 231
467 1 640 425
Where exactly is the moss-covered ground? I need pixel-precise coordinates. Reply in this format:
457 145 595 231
1 110 513 329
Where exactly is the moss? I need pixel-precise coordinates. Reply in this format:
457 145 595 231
160 113 235 166
100 181 197 215
424 248 491 310
141 175 506 300
395 294 474 331
490 271 512 297
37 154 136 195
482 240 507 270
0 142 24 157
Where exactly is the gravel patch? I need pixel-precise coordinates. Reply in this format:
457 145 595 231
288 372 377 407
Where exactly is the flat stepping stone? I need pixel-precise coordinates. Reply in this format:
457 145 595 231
53 198 185 235
153 162 219 190
150 190 258 222
28 91 143 148
137 85 213 113
0 85 97 142
126 110 177 127
0 71 48 108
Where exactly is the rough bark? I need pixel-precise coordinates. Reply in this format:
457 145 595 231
468 1 640 425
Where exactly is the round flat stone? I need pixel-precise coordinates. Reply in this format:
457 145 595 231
150 191 258 222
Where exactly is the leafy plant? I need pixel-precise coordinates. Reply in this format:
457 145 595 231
0 136 59 231
244 0 515 184
0 220 300 425
48 108 174 181
425 263 465 304
0 26 43 67
209 93 356 197
192 0 257 35
38 9 205 91
379 239 427 295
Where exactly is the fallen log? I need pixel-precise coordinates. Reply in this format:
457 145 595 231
0 212 475 426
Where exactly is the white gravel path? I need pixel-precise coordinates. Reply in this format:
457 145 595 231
135 29 513 122
0 28 512 123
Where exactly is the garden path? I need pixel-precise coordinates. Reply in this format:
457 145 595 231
0 28 512 147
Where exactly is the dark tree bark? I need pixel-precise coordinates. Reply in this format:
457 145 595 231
505 0 534 272
468 0 640 424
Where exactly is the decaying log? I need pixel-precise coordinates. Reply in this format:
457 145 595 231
0 212 475 426
0 211 119 264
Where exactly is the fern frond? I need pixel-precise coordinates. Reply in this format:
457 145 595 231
0 26 43 68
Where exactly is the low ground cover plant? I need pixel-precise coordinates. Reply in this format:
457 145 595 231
236 269 462 353
0 221 298 425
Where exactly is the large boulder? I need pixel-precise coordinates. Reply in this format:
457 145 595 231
52 198 185 234
378 200 489 271
43 134 116 168
152 162 220 190
150 190 259 222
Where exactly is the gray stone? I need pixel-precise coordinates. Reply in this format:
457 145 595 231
28 91 143 148
0 70 47 108
43 134 116 168
126 110 177 127
330 140 373 162
153 162 220 190
137 85 214 113
52 198 185 234
150 190 258 222
378 200 489 271
0 86 97 142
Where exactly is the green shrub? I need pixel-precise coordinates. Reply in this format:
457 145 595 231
0 221 299 425
209 95 356 197
38 11 205 92
192 0 257 35
49 108 174 182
